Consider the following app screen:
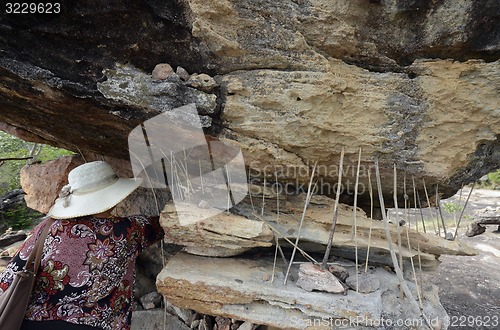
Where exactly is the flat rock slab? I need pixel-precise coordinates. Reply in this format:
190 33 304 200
156 253 448 329
296 262 345 293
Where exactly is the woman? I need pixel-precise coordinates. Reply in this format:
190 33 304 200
0 161 164 330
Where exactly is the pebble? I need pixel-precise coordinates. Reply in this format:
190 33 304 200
139 291 163 310
187 73 217 92
176 66 190 81
215 316 231 330
166 300 196 325
296 262 345 293
237 322 256 330
190 319 200 329
152 63 175 80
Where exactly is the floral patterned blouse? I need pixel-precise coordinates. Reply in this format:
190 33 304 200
0 215 163 330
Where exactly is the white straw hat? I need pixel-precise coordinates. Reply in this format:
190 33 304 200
47 161 143 219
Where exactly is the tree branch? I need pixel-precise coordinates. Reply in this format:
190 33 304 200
0 156 33 162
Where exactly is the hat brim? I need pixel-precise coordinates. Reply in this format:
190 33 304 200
47 178 143 219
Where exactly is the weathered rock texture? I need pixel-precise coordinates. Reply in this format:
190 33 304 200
161 194 477 270
161 202 274 257
156 252 449 330
4 4 496 326
0 0 499 208
20 156 83 214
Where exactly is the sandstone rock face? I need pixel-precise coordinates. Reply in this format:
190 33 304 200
187 0 499 72
0 1 498 206
161 202 274 257
221 59 500 207
20 156 84 214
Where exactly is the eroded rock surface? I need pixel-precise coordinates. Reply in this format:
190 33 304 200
0 1 498 206
156 252 449 330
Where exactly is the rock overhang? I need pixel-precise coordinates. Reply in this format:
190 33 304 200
0 0 499 209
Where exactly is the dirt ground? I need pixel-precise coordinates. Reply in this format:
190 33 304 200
427 188 500 330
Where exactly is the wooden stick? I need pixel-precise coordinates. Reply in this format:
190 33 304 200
0 156 33 162
416 190 427 233
352 148 362 292
453 182 475 240
253 213 318 264
404 175 409 230
364 167 374 273
403 174 423 310
422 178 438 235
272 237 279 283
374 158 431 326
272 171 281 283
248 167 256 213
284 161 318 285
436 184 448 237
261 176 266 216
393 165 404 281
321 148 345 270
412 176 424 309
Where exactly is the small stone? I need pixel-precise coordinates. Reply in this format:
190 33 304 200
152 63 175 80
140 291 162 310
199 115 212 128
166 300 195 325
237 322 255 330
187 73 217 92
466 223 486 237
215 316 231 330
328 264 349 282
345 272 380 294
176 66 190 81
191 319 200 329
445 232 454 240
296 262 345 293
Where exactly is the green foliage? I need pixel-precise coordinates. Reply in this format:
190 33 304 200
487 170 500 185
2 205 43 230
0 131 74 195
476 169 500 189
443 201 463 214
